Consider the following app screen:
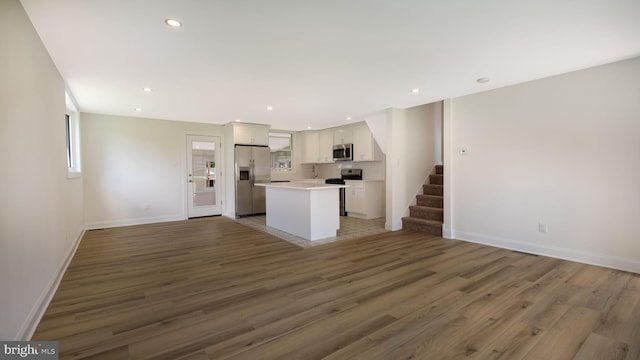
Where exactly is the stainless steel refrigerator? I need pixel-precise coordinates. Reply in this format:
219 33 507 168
235 145 271 216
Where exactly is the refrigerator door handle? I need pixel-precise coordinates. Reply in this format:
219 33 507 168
249 159 255 186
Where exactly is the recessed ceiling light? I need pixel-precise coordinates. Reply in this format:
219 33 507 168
143 87 152 92
164 18 182 27
266 106 273 111
346 117 352 121
235 119 241 122
135 107 142 112
477 77 490 83
306 126 311 129
411 88 420 93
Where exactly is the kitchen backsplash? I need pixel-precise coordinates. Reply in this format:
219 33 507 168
301 157 386 181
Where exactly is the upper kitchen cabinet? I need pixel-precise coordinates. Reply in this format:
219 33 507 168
318 130 335 163
232 123 269 145
300 130 333 164
301 131 320 164
333 126 353 145
299 122 381 163
353 122 383 161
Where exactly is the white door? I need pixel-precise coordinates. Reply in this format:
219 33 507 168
187 135 222 218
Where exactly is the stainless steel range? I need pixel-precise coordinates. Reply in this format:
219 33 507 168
325 169 362 216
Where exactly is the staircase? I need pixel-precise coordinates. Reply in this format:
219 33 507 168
402 165 443 236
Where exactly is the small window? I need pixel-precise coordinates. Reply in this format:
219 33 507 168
66 93 81 176
66 114 72 168
269 132 292 171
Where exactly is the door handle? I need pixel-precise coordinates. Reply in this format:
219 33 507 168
189 180 193 183
249 159 255 185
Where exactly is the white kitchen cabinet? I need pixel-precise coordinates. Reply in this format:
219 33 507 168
352 122 382 161
333 126 353 145
233 123 269 145
345 180 384 219
260 183 344 240
300 130 334 163
346 182 365 214
318 130 334 163
301 131 320 163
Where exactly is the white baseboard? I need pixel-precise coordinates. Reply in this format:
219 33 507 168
85 214 185 230
16 227 85 340
454 230 640 274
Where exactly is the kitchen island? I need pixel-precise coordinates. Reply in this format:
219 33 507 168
255 182 348 241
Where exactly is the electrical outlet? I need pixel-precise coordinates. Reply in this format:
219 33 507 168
538 222 548 233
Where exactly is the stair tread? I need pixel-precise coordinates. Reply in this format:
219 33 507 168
402 217 443 225
409 205 443 212
416 194 443 208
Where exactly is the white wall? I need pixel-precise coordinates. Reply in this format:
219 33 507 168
0 0 84 340
446 56 640 273
364 111 387 154
82 113 225 228
386 102 442 230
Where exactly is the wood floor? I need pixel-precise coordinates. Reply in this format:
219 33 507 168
34 217 640 359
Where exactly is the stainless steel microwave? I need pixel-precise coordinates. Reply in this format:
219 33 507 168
333 143 353 161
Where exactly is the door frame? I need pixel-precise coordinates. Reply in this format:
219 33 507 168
185 133 225 218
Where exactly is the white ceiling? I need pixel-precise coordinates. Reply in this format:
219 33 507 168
20 0 640 131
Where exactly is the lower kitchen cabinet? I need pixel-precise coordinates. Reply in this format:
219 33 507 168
345 180 384 219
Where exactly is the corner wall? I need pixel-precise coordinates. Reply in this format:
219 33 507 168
0 0 84 340
446 56 640 272
82 113 225 228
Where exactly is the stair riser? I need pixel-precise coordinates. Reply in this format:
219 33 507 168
429 174 443 185
417 197 443 208
423 185 443 196
410 207 444 221
435 165 443 175
402 219 443 236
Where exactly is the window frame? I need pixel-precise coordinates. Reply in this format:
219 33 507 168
269 131 293 172
66 93 81 178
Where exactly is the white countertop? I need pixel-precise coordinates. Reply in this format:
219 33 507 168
344 179 384 183
257 181 348 190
